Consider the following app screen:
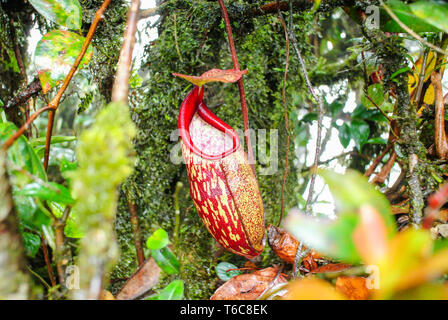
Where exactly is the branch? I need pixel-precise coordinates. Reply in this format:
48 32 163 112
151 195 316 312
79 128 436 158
3 77 42 110
112 0 141 103
138 7 157 20
217 0 255 173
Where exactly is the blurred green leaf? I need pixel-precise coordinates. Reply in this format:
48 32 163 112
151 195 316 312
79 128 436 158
146 229 170 250
286 210 361 263
15 182 74 205
350 119 370 150
14 196 51 232
329 101 344 118
365 137 388 145
338 123 351 148
34 30 93 93
319 169 396 236
410 0 448 34
216 262 242 281
152 247 180 275
29 0 82 29
381 0 441 33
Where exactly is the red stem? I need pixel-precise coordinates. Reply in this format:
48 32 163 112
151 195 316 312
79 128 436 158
217 0 255 172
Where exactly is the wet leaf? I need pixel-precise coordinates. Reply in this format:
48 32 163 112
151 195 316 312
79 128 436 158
146 228 170 250
34 30 93 93
268 224 299 264
15 182 74 205
21 232 41 257
361 84 385 110
151 247 180 275
285 278 345 300
350 119 370 150
173 68 248 87
211 267 287 300
216 262 242 281
335 276 369 300
0 122 46 181
29 0 82 29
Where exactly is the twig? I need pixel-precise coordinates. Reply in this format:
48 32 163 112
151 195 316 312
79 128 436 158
372 151 397 185
41 235 57 287
277 11 290 227
380 0 448 57
3 77 42 111
173 182 183 250
288 3 323 215
217 0 255 173
364 142 394 177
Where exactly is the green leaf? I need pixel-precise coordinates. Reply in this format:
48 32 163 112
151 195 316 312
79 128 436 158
216 262 242 281
30 136 76 147
410 0 448 34
301 112 318 123
146 229 170 250
29 0 82 29
158 280 184 300
329 101 344 118
34 30 93 94
361 84 385 110
338 123 351 148
286 210 362 263
319 169 397 237
14 196 51 232
0 122 47 181
48 202 83 238
365 137 388 145
381 0 441 33
16 182 74 205
152 247 180 275
21 232 41 257
350 119 370 150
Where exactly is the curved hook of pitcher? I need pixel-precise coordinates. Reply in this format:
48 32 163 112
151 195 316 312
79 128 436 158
178 86 240 160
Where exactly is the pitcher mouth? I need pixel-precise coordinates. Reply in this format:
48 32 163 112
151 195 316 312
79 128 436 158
178 86 240 160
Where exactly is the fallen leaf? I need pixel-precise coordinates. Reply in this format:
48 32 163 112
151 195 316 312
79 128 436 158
335 276 369 300
285 278 345 300
173 68 248 87
211 267 287 300
116 258 161 300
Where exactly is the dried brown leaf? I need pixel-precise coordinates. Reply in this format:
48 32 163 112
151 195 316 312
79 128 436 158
335 276 369 300
173 68 248 87
211 267 287 300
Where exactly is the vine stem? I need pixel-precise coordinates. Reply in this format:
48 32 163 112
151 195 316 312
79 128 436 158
112 0 145 267
217 0 255 172
1 0 112 159
277 11 290 227
288 0 323 276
